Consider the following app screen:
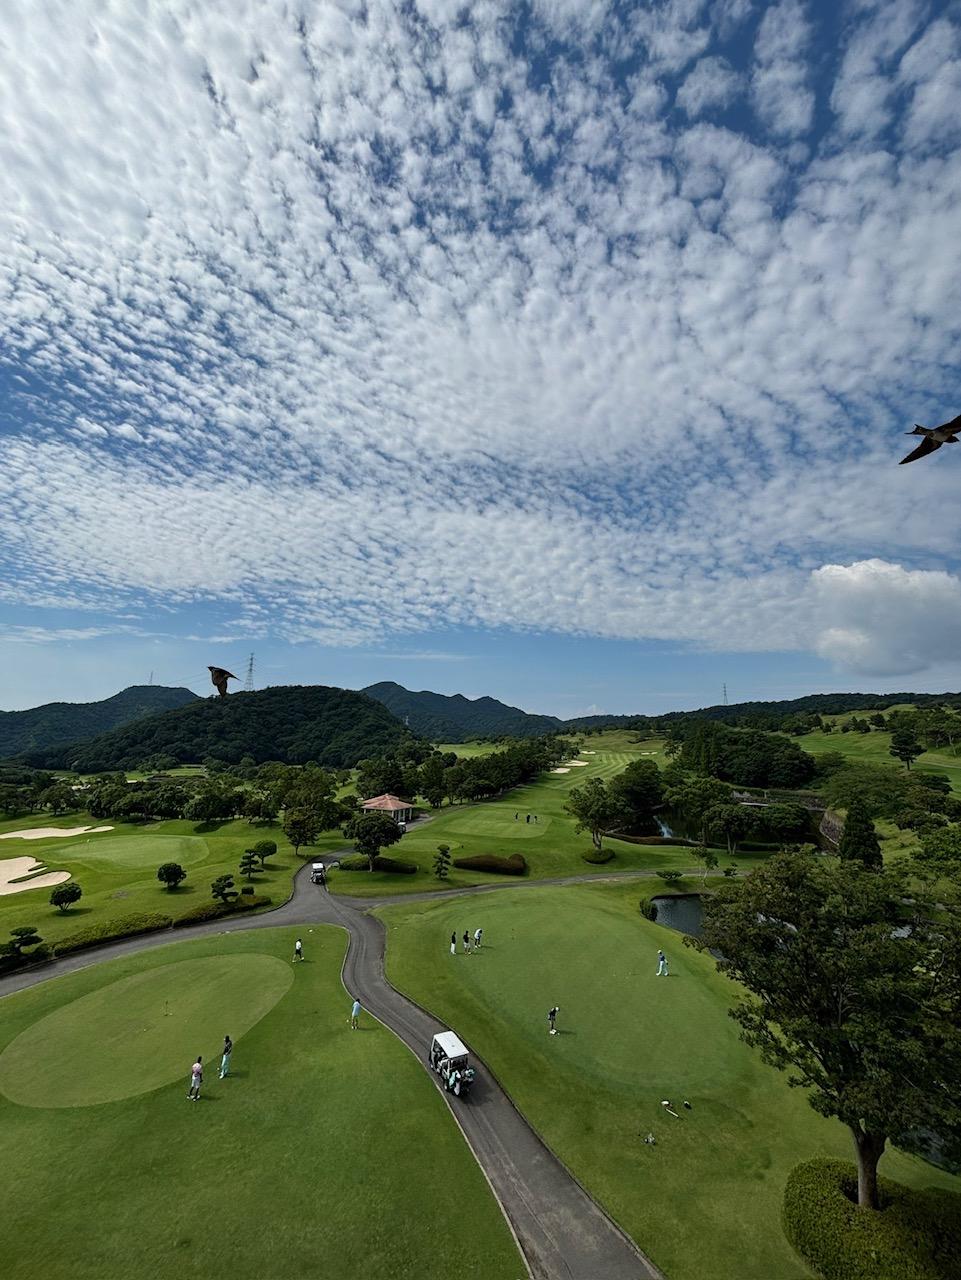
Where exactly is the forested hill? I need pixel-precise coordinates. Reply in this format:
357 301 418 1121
19 685 414 772
0 685 199 757
362 681 563 741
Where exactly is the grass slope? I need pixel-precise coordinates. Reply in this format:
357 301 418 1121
379 881 960 1280
0 816 299 947
0 927 522 1280
330 733 730 898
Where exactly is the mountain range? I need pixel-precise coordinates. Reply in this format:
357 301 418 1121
361 681 563 741
0 685 199 758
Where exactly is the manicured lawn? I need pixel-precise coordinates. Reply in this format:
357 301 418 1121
0 927 523 1280
378 882 961 1280
329 735 738 898
0 815 305 947
795 726 961 790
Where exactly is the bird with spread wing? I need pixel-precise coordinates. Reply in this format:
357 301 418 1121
899 413 961 465
208 666 238 698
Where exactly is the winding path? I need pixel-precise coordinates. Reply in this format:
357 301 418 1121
1 867 665 1280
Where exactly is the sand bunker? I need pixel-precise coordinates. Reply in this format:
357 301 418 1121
568 760 589 766
0 825 113 841
0 856 71 896
583 751 596 754
551 767 571 774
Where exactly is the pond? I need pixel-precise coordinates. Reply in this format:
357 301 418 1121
650 893 705 938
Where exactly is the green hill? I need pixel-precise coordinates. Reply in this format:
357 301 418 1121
19 685 414 772
0 685 199 757
362 681 563 741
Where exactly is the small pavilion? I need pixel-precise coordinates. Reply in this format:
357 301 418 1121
360 794 415 825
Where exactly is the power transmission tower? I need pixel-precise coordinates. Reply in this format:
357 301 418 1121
148 671 153 686
244 653 255 693
723 683 728 706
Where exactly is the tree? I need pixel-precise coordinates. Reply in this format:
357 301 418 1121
837 798 882 870
156 862 187 891
5 926 43 955
889 727 922 771
565 777 631 853
282 809 321 858
239 850 260 880
36 783 77 815
693 845 718 883
916 824 961 873
49 881 82 913
609 759 663 828
211 874 238 905
343 810 403 871
698 854 961 1210
251 839 277 869
704 803 755 855
663 773 731 846
762 802 810 849
433 844 452 880
243 791 278 824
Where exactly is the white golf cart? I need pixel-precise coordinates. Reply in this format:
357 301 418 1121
310 862 327 884
428 1030 476 1097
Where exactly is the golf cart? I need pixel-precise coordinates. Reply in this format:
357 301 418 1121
428 1030 475 1097
310 862 327 885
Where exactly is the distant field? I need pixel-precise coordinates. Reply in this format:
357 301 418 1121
797 726 961 791
0 815 302 946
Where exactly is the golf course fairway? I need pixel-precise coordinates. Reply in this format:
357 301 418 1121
379 880 961 1280
0 927 523 1280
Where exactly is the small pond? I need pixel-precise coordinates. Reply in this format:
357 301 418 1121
650 893 705 938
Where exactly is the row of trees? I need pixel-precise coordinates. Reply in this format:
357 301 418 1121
670 721 817 789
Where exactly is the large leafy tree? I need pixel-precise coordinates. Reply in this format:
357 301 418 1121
49 881 82 913
889 727 923 770
156 862 187 891
699 853 961 1209
837 797 882 870
662 772 731 846
282 809 321 858
704 803 756 855
608 759 663 828
564 777 630 853
343 810 403 871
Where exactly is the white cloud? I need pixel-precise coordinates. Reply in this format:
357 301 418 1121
752 0 815 136
677 56 743 117
0 1 958 681
811 560 961 676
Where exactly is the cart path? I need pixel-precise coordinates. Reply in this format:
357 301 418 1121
1 866 665 1280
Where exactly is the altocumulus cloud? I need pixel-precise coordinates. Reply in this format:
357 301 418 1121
0 0 959 671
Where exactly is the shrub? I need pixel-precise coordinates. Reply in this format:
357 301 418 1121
582 849 615 864
241 885 254 896
658 869 684 884
782 1158 961 1280
54 913 173 956
337 855 417 874
0 942 52 973
171 895 272 927
640 900 658 921
452 853 527 875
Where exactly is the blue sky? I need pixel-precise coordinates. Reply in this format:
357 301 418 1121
2 0 961 716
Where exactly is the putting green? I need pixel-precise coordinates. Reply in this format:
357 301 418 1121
0 954 292 1108
71 834 210 870
443 813 551 838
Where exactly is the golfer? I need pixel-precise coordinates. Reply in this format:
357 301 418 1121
450 932 456 956
294 937 304 963
351 998 361 1029
219 1035 232 1079
657 949 669 976
548 1006 559 1035
187 1055 203 1100
463 930 471 954
473 927 482 949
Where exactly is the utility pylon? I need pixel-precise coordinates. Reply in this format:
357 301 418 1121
244 653 255 692
723 683 728 706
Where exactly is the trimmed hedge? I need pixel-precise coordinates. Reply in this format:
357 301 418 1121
783 1158 961 1280
582 849 615 864
338 855 417 874
452 853 527 875
172 895 272 927
640 900 658 921
54 913 173 956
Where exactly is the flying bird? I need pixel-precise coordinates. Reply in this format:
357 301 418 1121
208 666 238 698
899 413 961 465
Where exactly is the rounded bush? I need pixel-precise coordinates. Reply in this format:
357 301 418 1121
582 849 615 864
783 1158 961 1280
338 855 417 874
452 853 527 875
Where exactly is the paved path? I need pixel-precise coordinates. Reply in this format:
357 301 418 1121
1 867 663 1280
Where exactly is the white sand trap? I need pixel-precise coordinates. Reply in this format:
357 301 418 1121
568 760 589 766
0 825 113 841
582 751 596 754
0 856 71 896
551 767 571 774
